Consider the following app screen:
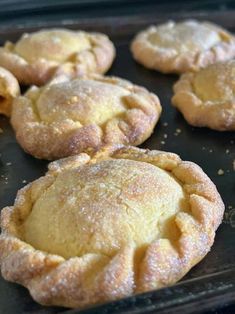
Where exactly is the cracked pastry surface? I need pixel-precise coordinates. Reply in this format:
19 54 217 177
131 20 235 74
0 29 115 85
11 74 161 160
172 60 235 131
0 67 20 117
0 145 224 309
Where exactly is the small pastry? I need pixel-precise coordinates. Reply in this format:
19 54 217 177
0 145 224 308
0 29 115 85
172 60 235 131
131 20 235 74
0 67 20 117
11 74 161 159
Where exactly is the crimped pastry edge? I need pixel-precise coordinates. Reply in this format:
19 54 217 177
131 20 235 74
0 31 115 86
10 74 162 160
0 145 224 308
171 68 235 131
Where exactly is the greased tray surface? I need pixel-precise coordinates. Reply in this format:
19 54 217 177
0 11 234 314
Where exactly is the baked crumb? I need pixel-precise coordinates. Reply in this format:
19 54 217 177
6 162 12 166
226 149 230 154
217 169 224 175
163 122 168 127
161 141 165 145
163 134 168 139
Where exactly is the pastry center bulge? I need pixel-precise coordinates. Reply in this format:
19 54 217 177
14 29 91 63
35 79 129 126
23 159 188 259
148 21 221 53
193 60 235 102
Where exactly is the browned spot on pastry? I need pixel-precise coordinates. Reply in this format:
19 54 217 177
0 67 20 117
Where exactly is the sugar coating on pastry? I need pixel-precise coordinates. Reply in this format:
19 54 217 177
172 60 235 131
0 29 115 85
0 67 20 117
0 146 224 308
131 20 235 74
24 159 187 259
11 75 161 160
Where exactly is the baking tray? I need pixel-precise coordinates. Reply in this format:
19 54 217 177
0 10 234 314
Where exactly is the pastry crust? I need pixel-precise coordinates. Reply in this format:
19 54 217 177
0 145 224 309
0 29 115 85
11 74 161 160
0 67 20 117
131 20 235 74
172 60 235 131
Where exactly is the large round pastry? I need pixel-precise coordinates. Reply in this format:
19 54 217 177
172 60 235 131
131 20 235 74
0 146 224 309
0 28 115 85
11 75 161 160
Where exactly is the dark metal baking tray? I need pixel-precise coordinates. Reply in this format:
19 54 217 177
0 10 234 314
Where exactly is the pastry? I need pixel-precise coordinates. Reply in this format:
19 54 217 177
11 74 161 160
0 145 224 308
131 20 235 74
172 60 235 131
0 67 20 117
0 29 115 85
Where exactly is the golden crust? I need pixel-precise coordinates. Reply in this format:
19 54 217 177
0 67 20 117
10 74 161 160
172 60 235 131
0 29 115 85
131 20 235 74
0 145 224 308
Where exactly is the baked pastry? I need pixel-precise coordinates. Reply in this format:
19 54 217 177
11 74 161 160
131 20 235 74
0 29 115 85
0 67 20 117
172 60 235 131
0 145 224 308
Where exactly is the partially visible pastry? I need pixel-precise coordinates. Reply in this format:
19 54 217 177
0 29 115 85
131 20 235 74
0 67 20 117
0 145 224 308
172 60 235 131
11 75 161 159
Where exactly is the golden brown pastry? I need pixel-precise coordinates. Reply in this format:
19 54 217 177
0 29 115 85
0 67 20 117
131 20 235 74
0 145 224 308
11 74 161 160
172 60 235 131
